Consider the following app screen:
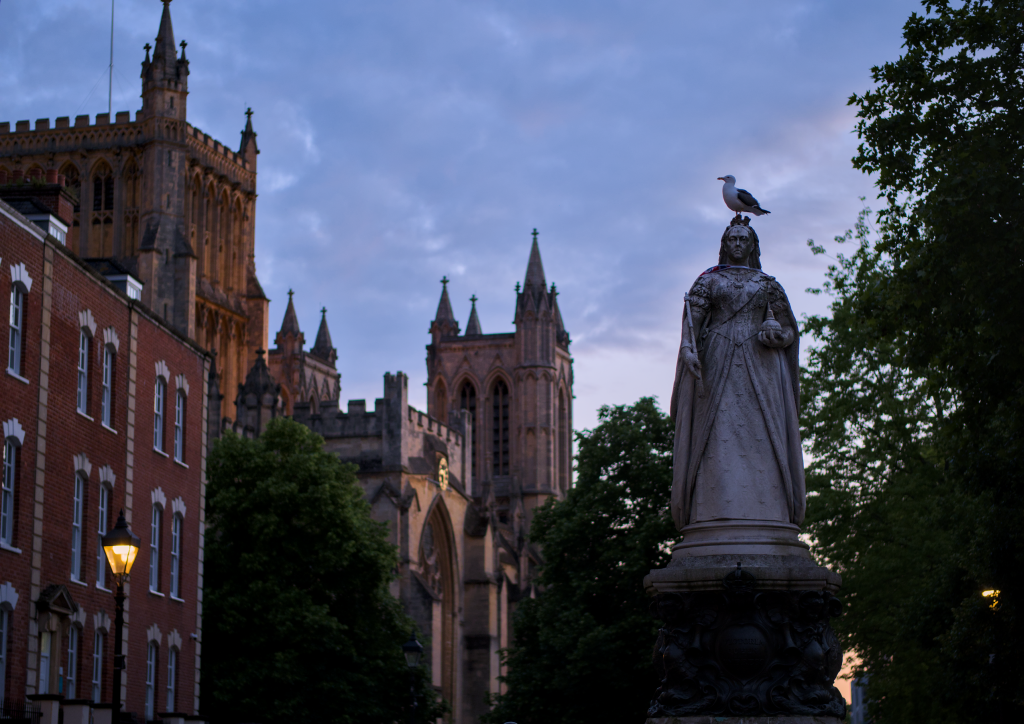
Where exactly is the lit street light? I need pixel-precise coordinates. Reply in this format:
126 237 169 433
101 510 140 723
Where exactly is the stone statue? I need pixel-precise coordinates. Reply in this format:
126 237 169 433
644 216 846 722
669 218 805 533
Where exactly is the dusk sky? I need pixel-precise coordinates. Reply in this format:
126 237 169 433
1 0 921 430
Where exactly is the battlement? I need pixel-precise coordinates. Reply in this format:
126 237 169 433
185 123 245 165
0 111 139 135
298 396 464 448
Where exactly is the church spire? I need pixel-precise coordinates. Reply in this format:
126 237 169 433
310 307 338 365
151 0 178 78
465 295 483 336
524 228 547 290
279 289 300 335
239 107 259 167
430 276 460 338
274 289 305 353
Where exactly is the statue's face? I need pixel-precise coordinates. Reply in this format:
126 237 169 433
725 227 754 265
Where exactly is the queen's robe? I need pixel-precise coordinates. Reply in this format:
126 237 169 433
669 266 805 530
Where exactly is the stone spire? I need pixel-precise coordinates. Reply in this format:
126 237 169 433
239 107 259 168
430 276 460 339
465 295 483 336
148 1 181 81
524 228 547 290
274 289 304 354
310 307 338 365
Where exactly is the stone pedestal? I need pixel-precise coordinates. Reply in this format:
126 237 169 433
643 540 845 721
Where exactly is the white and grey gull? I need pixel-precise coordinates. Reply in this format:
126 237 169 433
718 174 770 216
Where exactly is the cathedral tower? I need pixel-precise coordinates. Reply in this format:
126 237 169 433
0 0 269 427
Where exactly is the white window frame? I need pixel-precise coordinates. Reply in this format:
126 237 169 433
165 647 177 712
39 630 51 694
8 285 24 376
77 329 90 414
154 377 166 451
101 345 114 427
150 504 162 592
96 483 111 588
71 472 85 581
169 514 182 598
2 438 16 546
91 629 105 703
145 642 158 720
66 625 79 699
173 389 185 462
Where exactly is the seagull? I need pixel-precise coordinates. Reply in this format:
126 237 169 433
718 175 770 216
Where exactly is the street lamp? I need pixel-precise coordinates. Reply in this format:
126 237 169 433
402 630 424 724
101 510 140 723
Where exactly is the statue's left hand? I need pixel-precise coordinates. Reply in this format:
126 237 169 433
758 328 791 348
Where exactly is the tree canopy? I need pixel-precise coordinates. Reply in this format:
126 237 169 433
802 2 1023 720
485 398 676 724
201 418 444 724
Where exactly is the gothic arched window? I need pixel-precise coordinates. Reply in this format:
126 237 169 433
492 379 510 477
123 159 141 256
459 381 477 476
434 379 448 423
89 162 114 256
558 389 569 492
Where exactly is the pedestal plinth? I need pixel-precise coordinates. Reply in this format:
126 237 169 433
644 525 846 722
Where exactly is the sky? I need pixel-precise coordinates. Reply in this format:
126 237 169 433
0 0 923 431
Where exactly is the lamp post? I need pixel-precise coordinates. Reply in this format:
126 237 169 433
402 629 424 724
101 510 140 724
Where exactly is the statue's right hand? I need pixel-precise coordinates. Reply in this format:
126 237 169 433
683 350 702 381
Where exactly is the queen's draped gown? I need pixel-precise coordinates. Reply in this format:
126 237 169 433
670 266 805 530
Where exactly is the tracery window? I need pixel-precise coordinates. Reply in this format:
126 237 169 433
123 159 141 256
459 381 477 476
90 162 115 257
492 379 510 477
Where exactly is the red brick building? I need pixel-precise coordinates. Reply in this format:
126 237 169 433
1 185 211 722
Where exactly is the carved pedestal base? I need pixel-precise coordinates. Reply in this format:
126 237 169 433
644 558 845 721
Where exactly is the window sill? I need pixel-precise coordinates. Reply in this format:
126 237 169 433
102 423 117 435
76 410 94 422
6 368 30 384
0 542 23 554
173 458 188 469
69 577 88 587
170 595 185 603
149 589 165 597
96 584 112 593
153 448 169 458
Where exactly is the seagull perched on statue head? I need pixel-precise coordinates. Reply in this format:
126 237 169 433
718 175 770 216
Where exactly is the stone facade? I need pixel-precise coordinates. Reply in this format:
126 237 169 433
0 1 268 423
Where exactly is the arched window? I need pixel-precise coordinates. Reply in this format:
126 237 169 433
459 381 477 475
71 471 86 581
173 389 186 462
166 645 178 711
8 283 26 376
150 503 163 592
101 343 115 428
434 379 448 423
492 379 510 477
66 622 80 698
90 162 114 257
219 191 231 289
145 642 159 720
77 327 91 414
91 628 105 703
154 377 167 451
123 159 141 256
169 513 182 598
95 480 112 588
1 426 23 547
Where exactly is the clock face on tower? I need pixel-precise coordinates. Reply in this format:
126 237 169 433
437 455 449 491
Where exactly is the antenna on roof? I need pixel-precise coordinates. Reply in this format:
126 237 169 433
108 0 115 115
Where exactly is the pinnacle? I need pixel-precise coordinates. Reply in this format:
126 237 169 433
524 229 546 290
311 307 337 363
466 295 483 336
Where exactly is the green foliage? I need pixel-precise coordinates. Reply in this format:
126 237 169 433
801 2 1024 718
201 418 445 724
485 398 676 724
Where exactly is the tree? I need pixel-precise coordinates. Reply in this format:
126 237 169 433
485 398 676 724
802 2 1024 718
201 418 444 724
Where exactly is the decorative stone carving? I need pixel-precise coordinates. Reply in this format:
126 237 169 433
649 566 845 719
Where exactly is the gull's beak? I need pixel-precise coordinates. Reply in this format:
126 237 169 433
717 177 725 181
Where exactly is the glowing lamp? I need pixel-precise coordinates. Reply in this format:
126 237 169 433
402 630 424 669
101 510 141 579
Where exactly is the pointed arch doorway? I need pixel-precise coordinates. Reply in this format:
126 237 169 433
418 500 458 714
